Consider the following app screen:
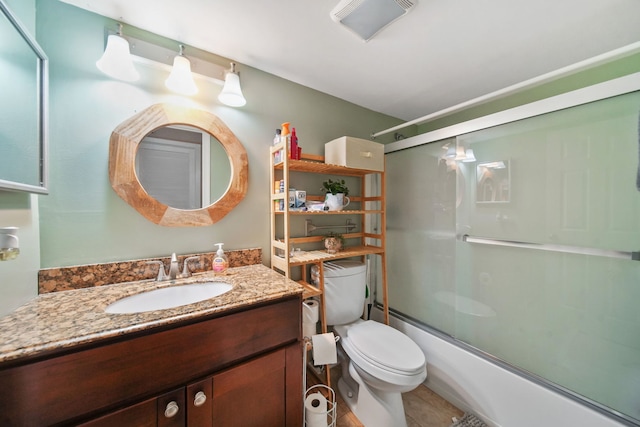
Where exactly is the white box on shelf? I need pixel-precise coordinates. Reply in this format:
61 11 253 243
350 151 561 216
324 136 384 171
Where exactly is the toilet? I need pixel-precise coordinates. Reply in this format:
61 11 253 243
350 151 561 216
323 260 427 427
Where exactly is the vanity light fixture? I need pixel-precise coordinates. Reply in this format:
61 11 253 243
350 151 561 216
97 24 247 106
165 44 199 96
444 144 456 159
218 62 246 107
0 227 19 261
96 23 140 82
442 143 476 162
453 145 467 161
481 161 506 169
462 148 476 162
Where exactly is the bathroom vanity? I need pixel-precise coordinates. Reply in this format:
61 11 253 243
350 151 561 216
0 264 303 426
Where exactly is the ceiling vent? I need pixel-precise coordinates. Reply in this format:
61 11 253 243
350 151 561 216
331 0 417 42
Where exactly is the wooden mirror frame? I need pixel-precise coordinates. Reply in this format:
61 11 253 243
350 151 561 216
109 103 248 226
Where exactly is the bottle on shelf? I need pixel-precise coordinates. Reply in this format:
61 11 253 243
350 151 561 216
281 122 291 153
273 129 283 163
290 127 299 160
273 129 281 146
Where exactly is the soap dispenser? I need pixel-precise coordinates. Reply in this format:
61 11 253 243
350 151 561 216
212 243 229 273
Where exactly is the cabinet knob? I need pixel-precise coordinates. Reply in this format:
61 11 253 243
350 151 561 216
193 391 207 407
164 401 180 418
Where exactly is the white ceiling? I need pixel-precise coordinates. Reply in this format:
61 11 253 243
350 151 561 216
62 0 640 122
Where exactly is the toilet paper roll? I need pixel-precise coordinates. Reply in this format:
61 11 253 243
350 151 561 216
303 300 319 338
311 332 337 365
303 322 317 340
303 300 319 323
305 391 328 427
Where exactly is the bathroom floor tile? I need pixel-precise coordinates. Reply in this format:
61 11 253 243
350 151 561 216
306 366 463 427
403 389 464 427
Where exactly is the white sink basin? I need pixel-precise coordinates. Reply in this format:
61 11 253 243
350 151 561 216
105 282 233 314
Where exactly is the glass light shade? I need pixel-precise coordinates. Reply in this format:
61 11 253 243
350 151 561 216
453 146 467 161
462 148 476 162
218 72 246 107
96 34 140 82
444 145 456 158
165 55 198 96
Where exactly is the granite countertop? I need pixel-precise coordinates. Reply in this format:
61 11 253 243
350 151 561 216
0 264 303 364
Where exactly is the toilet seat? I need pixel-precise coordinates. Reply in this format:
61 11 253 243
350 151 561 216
338 321 426 385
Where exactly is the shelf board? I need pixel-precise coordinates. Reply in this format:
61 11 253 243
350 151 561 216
299 281 322 298
285 246 384 266
274 159 382 176
274 209 383 215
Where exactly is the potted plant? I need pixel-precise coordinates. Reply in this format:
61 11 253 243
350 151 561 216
323 232 344 254
321 179 350 211
321 178 349 196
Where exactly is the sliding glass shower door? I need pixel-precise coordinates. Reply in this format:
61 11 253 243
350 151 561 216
384 90 640 424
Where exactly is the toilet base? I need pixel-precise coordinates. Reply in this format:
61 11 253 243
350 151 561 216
337 361 409 427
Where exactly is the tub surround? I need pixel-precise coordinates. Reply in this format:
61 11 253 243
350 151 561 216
0 263 303 364
38 247 261 293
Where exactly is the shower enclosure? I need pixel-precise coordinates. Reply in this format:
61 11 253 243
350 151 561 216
383 81 640 425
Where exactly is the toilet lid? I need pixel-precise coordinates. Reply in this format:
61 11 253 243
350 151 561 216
347 321 425 375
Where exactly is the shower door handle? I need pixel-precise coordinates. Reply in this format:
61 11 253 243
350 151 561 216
461 234 640 261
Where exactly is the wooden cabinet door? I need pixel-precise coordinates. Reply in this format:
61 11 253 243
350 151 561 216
212 348 286 427
187 378 213 427
77 398 157 427
157 388 186 427
80 385 197 427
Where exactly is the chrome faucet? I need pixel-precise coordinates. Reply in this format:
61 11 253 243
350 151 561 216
169 253 179 280
148 253 195 281
146 260 168 281
180 256 200 278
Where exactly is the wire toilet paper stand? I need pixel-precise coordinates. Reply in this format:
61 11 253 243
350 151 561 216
304 384 336 427
302 336 336 427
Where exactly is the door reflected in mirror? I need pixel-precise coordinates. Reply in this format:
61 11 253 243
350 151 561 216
136 126 231 210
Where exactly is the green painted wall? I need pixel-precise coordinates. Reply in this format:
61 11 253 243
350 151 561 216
417 52 640 134
34 0 402 271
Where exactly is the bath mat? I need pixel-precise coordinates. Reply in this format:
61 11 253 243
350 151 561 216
450 413 488 427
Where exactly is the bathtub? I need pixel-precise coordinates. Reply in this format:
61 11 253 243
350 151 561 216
371 307 628 427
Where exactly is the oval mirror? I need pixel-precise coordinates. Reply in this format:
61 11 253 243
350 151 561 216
109 103 248 226
136 125 231 210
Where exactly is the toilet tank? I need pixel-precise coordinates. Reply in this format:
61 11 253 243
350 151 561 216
323 260 367 325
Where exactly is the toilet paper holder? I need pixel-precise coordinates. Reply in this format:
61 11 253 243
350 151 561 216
304 335 340 352
304 384 336 427
309 333 340 366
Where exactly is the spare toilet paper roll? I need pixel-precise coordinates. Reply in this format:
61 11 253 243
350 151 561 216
303 300 319 323
302 300 319 338
311 332 337 365
305 391 328 427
